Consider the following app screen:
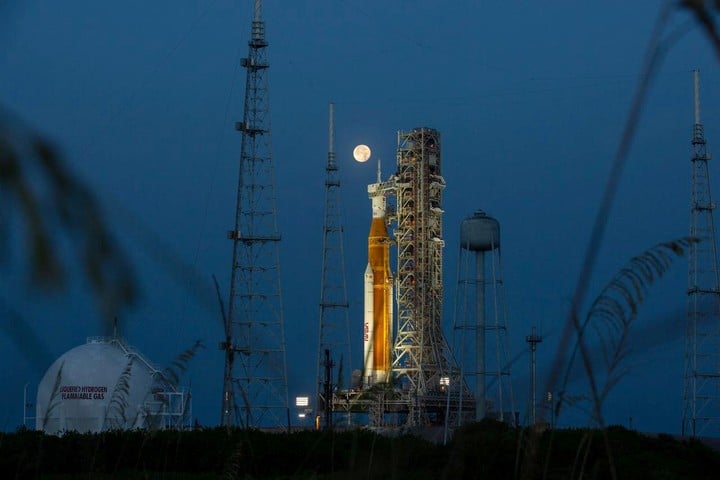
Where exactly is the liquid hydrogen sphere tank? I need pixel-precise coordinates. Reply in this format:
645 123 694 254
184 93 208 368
35 337 167 435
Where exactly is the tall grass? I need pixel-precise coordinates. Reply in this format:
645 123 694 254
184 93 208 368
41 362 64 432
534 1 720 478
102 359 134 431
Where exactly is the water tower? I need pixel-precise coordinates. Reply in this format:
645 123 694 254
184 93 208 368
454 210 514 422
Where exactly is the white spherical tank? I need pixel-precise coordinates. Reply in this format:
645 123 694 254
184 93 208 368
460 210 500 251
36 337 168 435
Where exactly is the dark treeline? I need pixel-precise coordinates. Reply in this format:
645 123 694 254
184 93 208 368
2 420 719 479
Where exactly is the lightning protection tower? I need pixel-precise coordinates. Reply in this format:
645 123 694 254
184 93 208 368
220 0 289 429
453 210 514 425
316 102 351 428
683 69 720 437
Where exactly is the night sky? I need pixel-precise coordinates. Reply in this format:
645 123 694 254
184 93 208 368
2 1 720 434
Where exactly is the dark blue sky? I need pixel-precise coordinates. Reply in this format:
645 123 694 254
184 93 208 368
2 1 719 434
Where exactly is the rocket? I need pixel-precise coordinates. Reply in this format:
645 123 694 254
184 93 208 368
363 183 393 386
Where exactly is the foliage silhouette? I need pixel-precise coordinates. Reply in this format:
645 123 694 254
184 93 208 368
539 2 720 479
41 362 64 432
0 109 136 324
102 358 135 431
163 340 205 388
558 237 698 425
2 424 720 479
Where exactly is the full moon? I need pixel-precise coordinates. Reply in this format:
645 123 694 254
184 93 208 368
353 144 371 163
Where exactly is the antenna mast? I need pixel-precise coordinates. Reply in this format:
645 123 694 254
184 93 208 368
526 327 542 426
316 102 351 428
683 69 720 437
221 0 289 429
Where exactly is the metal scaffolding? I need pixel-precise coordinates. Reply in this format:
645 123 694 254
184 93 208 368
392 128 460 426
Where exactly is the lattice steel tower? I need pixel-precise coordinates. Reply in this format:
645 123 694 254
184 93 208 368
316 102 351 427
393 128 459 426
683 69 720 437
220 0 289 429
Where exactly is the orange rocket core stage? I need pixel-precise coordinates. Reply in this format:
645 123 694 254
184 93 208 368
368 216 392 376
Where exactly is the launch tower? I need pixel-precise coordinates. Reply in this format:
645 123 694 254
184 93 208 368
334 128 473 429
392 128 462 426
683 69 720 437
220 0 289 429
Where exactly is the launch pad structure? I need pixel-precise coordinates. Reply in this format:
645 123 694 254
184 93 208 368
221 3 495 433
333 128 476 428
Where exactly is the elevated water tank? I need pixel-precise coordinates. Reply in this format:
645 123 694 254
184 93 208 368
460 210 500 251
35 337 185 435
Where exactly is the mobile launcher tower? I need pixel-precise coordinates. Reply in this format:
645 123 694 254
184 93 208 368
339 128 475 428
